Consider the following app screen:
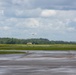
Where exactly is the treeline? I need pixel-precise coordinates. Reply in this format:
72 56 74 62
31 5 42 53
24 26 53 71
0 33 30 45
0 38 76 44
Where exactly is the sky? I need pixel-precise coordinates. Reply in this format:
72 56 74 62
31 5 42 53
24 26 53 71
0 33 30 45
0 0 76 41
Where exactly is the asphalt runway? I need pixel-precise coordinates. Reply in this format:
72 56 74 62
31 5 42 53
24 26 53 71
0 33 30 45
0 51 76 75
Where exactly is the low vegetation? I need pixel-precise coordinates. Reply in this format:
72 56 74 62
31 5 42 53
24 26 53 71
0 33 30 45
0 50 25 54
0 44 76 50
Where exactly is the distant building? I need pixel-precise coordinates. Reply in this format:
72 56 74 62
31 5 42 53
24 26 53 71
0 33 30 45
27 42 32 45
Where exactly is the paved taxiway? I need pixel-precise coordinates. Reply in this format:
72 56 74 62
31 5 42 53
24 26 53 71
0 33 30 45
0 51 76 75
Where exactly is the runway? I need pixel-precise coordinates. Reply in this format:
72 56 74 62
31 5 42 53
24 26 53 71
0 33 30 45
0 51 76 75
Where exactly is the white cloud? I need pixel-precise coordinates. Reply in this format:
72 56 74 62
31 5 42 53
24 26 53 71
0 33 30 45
15 10 23 16
16 18 40 28
67 27 75 31
73 18 76 22
41 10 56 17
12 0 31 9
37 18 76 33
0 10 4 16
6 18 18 22
0 26 11 30
4 8 41 18
12 0 29 5
0 5 76 41
27 18 39 28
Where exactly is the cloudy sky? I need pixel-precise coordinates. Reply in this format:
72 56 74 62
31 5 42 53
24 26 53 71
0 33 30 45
0 0 76 41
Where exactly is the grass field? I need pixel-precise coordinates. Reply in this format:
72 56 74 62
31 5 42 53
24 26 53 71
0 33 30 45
0 44 76 51
0 51 25 54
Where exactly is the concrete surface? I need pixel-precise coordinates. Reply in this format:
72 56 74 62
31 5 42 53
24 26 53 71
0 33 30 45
0 51 76 75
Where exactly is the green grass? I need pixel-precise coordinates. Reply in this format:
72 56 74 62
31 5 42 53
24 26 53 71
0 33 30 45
0 44 76 51
0 50 25 54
